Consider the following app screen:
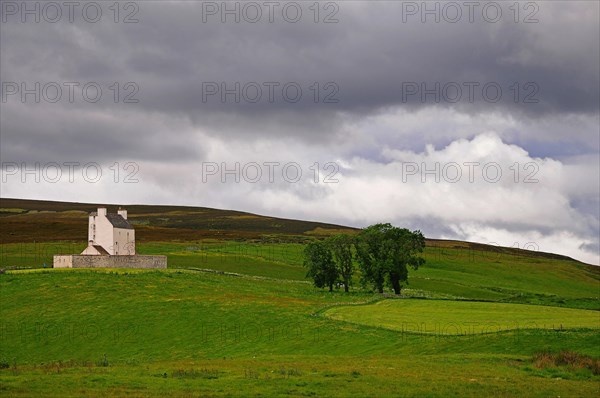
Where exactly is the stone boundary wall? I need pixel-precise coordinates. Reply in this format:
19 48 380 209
53 255 167 269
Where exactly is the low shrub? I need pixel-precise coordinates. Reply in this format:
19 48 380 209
533 351 599 375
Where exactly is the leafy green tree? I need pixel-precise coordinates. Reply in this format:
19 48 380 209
354 224 390 293
386 228 425 295
355 223 425 295
327 234 355 292
303 241 338 292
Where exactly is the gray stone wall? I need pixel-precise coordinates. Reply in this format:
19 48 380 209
53 255 167 269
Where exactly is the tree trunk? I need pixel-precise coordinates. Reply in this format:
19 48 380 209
377 285 384 294
391 278 401 295
329 284 333 292
344 283 349 293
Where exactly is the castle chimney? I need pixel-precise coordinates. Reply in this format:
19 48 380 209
97 207 107 216
118 208 127 219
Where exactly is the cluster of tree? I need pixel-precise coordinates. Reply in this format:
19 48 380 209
303 224 425 295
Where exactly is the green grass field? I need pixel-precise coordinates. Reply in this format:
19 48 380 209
1 269 599 397
1 199 599 396
324 299 600 334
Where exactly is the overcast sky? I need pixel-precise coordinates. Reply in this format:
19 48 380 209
1 1 598 264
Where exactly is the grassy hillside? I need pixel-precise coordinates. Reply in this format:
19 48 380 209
0 198 599 396
2 240 597 309
1 269 599 397
0 198 356 243
0 197 586 262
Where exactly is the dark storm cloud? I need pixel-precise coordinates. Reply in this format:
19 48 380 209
2 1 598 128
0 101 203 164
0 1 596 162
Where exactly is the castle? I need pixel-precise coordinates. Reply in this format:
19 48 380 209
82 207 135 256
53 207 166 269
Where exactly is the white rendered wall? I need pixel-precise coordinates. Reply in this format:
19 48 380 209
95 212 116 255
113 227 135 255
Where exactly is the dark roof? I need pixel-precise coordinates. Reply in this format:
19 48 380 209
92 245 110 255
106 213 134 229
